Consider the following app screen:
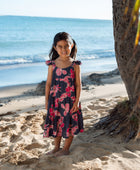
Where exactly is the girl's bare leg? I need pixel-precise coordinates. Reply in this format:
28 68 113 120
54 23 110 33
46 136 62 155
63 136 73 151
55 136 74 156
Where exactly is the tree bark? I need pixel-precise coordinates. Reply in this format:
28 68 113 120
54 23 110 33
113 0 140 104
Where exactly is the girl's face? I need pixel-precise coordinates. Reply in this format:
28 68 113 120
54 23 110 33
54 40 73 58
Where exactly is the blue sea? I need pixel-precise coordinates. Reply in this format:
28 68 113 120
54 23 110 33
0 16 117 87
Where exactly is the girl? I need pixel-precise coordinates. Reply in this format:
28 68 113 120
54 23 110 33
43 32 84 157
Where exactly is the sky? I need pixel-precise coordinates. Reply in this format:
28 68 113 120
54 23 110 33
0 0 112 20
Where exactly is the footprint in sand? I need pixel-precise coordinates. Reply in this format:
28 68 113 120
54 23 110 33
83 115 93 120
82 107 89 112
10 134 19 143
25 114 34 121
20 125 28 131
0 123 16 132
7 152 39 165
0 142 7 147
24 142 43 150
1 132 9 137
87 104 95 110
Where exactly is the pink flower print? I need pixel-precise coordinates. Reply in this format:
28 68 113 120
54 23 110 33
59 93 67 101
61 103 65 109
65 103 70 112
50 116 54 122
61 116 64 122
72 114 78 122
71 126 78 135
66 127 72 137
61 76 70 84
80 129 84 132
53 131 57 136
66 86 73 97
66 86 75 93
71 85 75 91
49 107 55 121
71 96 76 101
49 125 53 129
62 70 67 75
61 123 64 128
51 85 61 97
57 111 61 117
55 98 59 108
77 109 81 115
44 124 47 129
67 92 71 97
70 69 75 79
56 68 61 76
67 128 70 133
61 103 70 116
59 98 64 102
43 127 50 137
66 86 71 92
49 108 53 115
60 93 67 98
54 110 58 116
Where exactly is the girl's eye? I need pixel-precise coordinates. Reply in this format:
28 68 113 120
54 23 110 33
57 46 62 49
57 45 69 49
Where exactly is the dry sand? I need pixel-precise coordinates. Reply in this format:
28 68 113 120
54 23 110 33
0 72 140 170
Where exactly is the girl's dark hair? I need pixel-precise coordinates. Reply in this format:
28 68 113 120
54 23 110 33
49 32 77 60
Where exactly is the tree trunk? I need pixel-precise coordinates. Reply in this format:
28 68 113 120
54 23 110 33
95 0 140 141
113 0 140 104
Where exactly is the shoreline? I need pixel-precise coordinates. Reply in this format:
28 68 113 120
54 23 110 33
0 62 46 71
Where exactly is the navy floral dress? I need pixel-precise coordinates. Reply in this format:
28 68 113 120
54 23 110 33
43 59 84 138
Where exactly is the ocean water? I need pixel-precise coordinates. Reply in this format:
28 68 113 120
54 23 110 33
0 16 117 87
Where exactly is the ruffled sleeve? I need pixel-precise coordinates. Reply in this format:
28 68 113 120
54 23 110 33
73 60 82 65
45 60 54 66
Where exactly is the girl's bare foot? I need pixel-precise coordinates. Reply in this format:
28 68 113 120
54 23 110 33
46 148 61 155
54 149 70 157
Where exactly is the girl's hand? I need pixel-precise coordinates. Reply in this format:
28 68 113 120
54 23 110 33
71 101 79 113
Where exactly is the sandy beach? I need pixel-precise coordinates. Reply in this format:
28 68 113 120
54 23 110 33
0 71 140 170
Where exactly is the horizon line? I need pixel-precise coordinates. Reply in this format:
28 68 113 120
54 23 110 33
0 14 112 21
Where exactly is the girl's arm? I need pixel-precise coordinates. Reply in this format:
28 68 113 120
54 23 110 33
45 65 53 110
75 64 82 104
71 64 82 112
